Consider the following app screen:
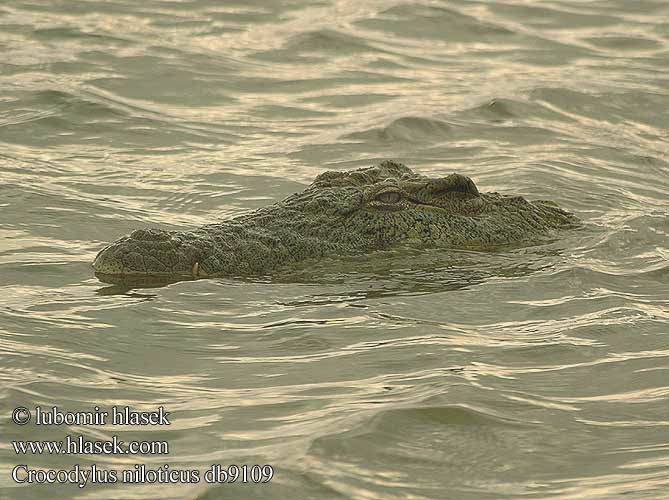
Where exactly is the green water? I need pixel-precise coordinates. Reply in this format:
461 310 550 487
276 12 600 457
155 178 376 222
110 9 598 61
1 1 668 499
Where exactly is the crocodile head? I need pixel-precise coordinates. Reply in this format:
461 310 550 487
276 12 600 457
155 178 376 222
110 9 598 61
93 161 578 285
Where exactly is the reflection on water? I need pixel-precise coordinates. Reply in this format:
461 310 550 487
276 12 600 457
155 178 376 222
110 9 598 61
1 0 668 499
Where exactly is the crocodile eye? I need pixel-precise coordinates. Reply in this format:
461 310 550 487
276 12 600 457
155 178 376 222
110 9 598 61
375 191 402 204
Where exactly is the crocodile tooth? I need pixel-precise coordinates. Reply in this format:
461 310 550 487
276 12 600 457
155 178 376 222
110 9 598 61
191 262 199 277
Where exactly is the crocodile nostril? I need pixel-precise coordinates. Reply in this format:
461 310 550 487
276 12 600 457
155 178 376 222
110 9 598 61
129 229 171 241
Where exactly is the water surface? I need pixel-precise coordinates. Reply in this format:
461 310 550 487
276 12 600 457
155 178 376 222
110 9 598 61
1 1 668 499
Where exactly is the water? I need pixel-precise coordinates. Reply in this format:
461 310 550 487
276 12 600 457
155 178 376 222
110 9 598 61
1 1 668 499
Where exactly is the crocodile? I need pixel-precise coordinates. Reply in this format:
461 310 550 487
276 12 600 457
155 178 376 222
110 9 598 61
92 161 578 285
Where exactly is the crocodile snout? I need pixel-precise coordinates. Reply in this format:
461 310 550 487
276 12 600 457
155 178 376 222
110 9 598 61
92 228 212 285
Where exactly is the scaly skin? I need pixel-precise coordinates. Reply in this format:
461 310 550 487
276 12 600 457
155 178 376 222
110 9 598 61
93 161 578 285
